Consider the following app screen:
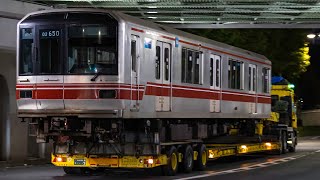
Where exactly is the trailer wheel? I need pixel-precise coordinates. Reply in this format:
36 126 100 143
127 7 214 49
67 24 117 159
181 145 194 173
162 146 178 176
195 144 207 171
63 167 80 175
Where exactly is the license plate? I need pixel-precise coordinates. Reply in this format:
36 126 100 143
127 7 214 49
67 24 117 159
74 159 86 165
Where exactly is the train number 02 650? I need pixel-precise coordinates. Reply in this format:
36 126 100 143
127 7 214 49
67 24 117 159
41 30 60 37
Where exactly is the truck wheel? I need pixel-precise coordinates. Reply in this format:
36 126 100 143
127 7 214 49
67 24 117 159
275 131 284 155
181 145 194 173
162 146 178 176
282 131 287 154
63 167 80 175
289 137 296 152
195 144 207 171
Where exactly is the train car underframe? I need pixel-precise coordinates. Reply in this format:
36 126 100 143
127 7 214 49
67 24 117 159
25 116 295 175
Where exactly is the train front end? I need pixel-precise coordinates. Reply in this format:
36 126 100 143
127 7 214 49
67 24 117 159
16 10 135 152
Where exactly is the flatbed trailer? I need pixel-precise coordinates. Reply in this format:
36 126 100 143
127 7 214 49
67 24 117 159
52 141 280 169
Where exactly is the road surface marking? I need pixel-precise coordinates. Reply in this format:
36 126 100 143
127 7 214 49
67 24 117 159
311 136 320 140
175 154 305 180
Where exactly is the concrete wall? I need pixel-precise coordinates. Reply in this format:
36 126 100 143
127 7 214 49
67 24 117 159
0 49 29 162
0 0 51 162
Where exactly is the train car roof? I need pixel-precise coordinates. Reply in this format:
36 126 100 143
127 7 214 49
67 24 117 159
20 8 270 65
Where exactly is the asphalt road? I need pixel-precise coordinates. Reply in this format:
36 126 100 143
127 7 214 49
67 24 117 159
1 137 320 180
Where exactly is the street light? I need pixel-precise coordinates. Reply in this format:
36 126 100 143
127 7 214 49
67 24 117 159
307 34 316 39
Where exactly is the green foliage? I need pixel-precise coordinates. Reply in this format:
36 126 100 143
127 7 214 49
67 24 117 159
184 29 310 83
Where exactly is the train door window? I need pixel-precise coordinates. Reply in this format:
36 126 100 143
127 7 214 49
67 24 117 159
262 67 270 93
249 64 257 92
210 57 214 86
164 47 170 81
39 29 62 74
19 28 34 75
210 55 221 88
215 56 220 88
155 46 161 79
187 50 193 83
131 40 137 72
228 59 243 89
181 48 186 83
194 52 200 84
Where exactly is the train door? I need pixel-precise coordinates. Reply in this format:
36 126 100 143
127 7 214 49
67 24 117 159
130 35 141 110
248 64 257 113
155 41 171 111
209 54 221 112
35 25 64 109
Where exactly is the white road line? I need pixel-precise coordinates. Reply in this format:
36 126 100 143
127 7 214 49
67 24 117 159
310 136 320 140
315 150 320 153
174 155 305 180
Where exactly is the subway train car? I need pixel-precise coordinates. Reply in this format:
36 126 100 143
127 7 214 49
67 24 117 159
16 9 284 175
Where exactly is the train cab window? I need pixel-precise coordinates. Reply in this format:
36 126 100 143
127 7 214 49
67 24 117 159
228 59 244 89
181 48 202 84
262 67 270 93
155 46 161 79
19 28 34 75
39 29 61 74
67 25 118 75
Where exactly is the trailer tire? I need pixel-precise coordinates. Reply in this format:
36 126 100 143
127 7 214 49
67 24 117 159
162 146 178 176
195 144 207 171
63 167 80 175
181 145 194 173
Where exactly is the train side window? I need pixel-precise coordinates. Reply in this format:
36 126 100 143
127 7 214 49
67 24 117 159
164 48 170 81
155 46 161 79
210 58 214 86
131 40 137 72
262 67 270 93
181 47 202 84
228 59 243 89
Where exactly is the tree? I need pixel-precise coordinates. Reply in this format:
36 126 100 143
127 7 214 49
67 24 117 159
184 29 310 84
